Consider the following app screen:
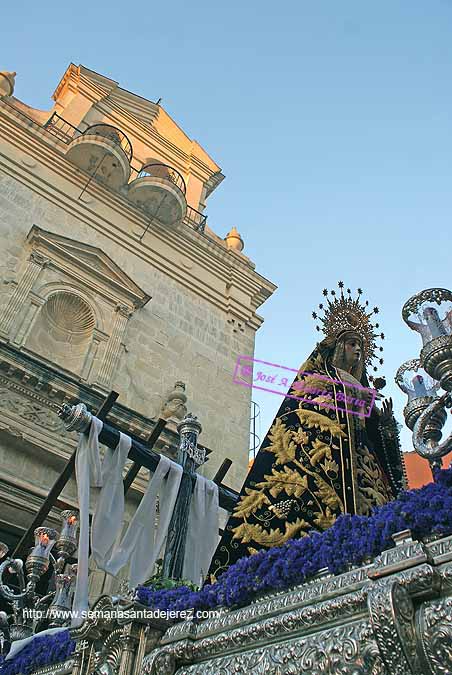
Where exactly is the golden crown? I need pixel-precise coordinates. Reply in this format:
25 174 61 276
312 282 385 372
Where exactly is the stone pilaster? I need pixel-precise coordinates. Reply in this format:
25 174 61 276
0 251 48 338
95 303 132 388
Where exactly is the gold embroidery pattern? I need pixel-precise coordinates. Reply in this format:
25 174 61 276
209 347 395 579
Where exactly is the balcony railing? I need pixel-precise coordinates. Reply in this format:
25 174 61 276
44 112 78 144
137 163 186 195
45 116 133 162
82 124 133 162
184 205 207 233
9 106 208 234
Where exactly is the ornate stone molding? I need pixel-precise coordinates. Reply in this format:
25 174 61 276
0 251 49 337
95 303 133 389
0 381 67 435
26 227 151 310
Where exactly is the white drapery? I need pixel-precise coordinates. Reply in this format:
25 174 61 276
72 416 103 626
72 418 183 625
93 454 182 587
183 474 219 586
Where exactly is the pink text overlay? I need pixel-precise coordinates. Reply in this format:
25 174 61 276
233 355 377 418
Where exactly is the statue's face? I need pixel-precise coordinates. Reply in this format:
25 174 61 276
343 336 362 368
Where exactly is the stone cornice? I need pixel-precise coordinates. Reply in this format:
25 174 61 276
52 63 80 102
0 340 179 455
0 343 221 494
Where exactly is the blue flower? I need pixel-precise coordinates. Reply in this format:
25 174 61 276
0 631 75 675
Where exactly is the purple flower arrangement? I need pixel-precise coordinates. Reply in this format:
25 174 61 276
136 467 452 617
0 630 75 675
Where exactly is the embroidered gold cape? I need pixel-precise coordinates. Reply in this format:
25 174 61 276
209 338 403 579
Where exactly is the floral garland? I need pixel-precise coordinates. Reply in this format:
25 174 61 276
136 467 452 617
0 630 75 675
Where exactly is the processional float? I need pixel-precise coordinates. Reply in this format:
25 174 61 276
1 286 452 675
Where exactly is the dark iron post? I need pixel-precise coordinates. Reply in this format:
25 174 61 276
161 414 204 580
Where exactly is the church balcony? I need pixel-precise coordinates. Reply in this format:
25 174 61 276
64 123 132 190
126 163 187 227
41 112 205 232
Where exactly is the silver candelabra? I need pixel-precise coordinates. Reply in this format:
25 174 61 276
397 288 452 469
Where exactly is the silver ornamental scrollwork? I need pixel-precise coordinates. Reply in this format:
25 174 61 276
142 647 176 675
93 628 124 675
142 640 193 675
179 436 206 466
368 578 421 675
161 566 433 667
417 595 452 675
395 359 424 391
141 548 446 675
57 402 93 433
177 414 204 466
426 535 452 565
183 566 370 642
438 561 452 593
187 591 367 662
412 392 452 461
170 622 385 675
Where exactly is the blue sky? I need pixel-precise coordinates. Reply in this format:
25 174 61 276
3 1 451 459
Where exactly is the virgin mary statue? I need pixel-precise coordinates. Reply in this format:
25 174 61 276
209 283 406 580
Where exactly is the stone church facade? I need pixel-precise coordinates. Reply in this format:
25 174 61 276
0 64 275 591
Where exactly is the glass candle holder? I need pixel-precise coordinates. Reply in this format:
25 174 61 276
25 528 57 582
396 359 443 434
49 565 77 624
402 288 452 391
56 511 79 560
31 527 57 558
402 288 452 346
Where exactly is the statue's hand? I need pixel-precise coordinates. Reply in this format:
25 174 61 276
379 397 394 425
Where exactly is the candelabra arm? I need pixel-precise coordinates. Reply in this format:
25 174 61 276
0 558 31 602
413 393 452 461
35 591 55 611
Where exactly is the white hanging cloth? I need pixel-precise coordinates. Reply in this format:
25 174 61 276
72 418 183 626
91 431 131 567
96 454 183 587
183 474 219 586
72 416 103 627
